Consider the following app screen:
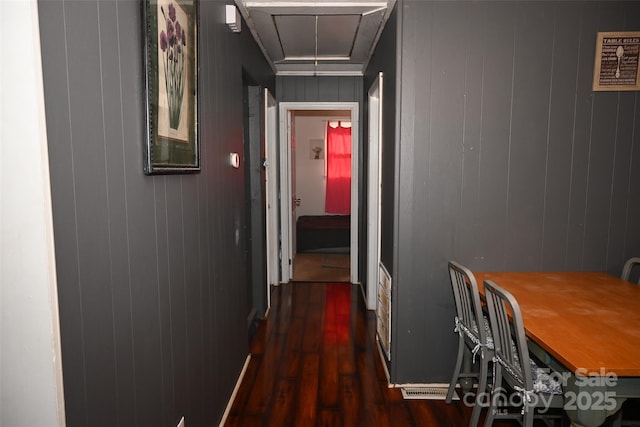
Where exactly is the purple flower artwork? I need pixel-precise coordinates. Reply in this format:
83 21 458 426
159 2 187 130
144 0 199 174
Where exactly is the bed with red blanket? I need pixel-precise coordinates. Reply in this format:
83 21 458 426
296 215 350 253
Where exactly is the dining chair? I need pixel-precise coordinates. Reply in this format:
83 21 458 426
615 258 640 426
445 261 494 427
621 257 640 284
613 257 640 427
483 280 564 427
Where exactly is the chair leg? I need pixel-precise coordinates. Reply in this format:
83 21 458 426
469 356 489 427
483 365 502 427
612 412 623 427
446 335 465 403
523 409 534 427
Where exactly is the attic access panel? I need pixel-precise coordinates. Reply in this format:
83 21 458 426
274 14 361 59
236 0 395 75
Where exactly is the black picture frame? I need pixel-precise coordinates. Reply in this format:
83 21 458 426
143 0 199 174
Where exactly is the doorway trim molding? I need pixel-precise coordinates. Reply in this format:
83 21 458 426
367 73 383 310
278 102 359 284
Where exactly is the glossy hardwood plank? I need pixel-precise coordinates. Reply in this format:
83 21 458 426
294 353 320 426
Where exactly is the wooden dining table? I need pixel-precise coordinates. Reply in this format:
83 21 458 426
473 271 640 427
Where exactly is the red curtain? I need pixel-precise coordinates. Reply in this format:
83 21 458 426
325 122 351 214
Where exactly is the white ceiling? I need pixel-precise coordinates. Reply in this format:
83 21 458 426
234 0 396 76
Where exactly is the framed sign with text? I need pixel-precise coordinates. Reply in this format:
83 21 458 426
592 31 640 91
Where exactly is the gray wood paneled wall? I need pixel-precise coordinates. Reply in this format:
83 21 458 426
276 75 363 103
375 0 640 384
38 0 274 425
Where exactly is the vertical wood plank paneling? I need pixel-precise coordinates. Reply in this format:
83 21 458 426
608 93 637 272
582 5 628 270
98 1 137 424
153 178 173 424
541 3 581 271
182 176 204 424
565 3 599 270
276 76 362 104
117 1 159 425
295 77 307 101
134 177 166 427
584 89 619 271
504 2 554 270
65 1 119 424
458 2 485 264
424 0 467 267
318 77 337 101
304 77 319 101
394 0 425 381
166 178 188 421
422 0 468 377
476 2 515 270
338 76 354 102
625 95 640 257
199 13 216 406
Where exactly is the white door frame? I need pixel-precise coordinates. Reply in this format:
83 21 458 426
279 102 360 284
366 73 383 310
264 89 278 310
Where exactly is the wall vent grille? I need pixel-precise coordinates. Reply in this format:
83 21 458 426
400 386 458 400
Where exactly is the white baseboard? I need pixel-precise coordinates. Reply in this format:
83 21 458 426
375 336 391 384
219 354 251 427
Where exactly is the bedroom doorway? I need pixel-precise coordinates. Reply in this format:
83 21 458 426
279 102 359 284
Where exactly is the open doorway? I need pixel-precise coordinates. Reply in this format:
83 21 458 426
242 76 266 338
242 84 278 329
279 102 359 284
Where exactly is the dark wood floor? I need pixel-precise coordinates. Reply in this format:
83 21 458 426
292 254 351 282
225 282 493 426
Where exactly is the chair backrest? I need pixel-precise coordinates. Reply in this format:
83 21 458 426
621 257 640 284
448 261 487 348
483 279 533 391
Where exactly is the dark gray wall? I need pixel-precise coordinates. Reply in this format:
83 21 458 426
276 75 363 103
38 0 274 425
387 0 640 383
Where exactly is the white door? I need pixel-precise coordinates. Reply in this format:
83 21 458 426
279 108 296 281
264 89 278 307
290 111 298 265
367 73 383 310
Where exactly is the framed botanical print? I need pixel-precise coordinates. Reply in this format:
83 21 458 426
143 0 200 174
